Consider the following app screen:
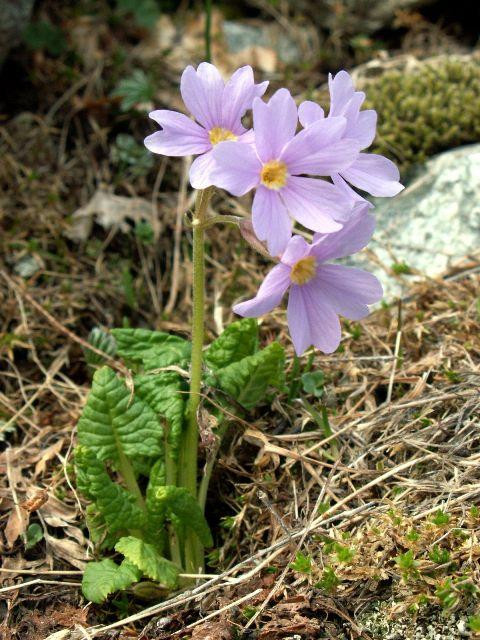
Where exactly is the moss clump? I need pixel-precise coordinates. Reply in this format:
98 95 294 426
363 58 480 172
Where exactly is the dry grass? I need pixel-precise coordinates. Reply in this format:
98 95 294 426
0 6 479 637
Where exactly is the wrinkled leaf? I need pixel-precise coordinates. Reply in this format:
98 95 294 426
77 366 163 461
84 327 117 367
75 446 145 534
115 536 179 588
205 318 258 370
156 486 213 547
134 372 186 459
212 342 285 410
82 558 141 603
112 328 191 369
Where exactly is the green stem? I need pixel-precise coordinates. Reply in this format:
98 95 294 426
205 0 212 62
179 188 212 573
118 448 145 511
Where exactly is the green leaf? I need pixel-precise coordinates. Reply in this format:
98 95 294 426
111 70 155 112
23 21 67 56
134 372 186 459
82 559 141 604
155 486 213 547
115 536 179 588
289 552 312 574
25 523 43 550
212 342 285 409
77 366 163 462
301 371 325 399
84 327 117 367
116 0 160 28
75 446 145 534
112 328 191 370
205 319 258 370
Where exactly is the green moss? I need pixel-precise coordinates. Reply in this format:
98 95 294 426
363 58 480 172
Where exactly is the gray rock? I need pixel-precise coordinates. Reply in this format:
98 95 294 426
350 144 480 301
223 20 304 65
0 0 35 66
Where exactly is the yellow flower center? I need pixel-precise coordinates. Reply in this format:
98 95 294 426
290 256 317 285
260 160 288 190
208 127 237 146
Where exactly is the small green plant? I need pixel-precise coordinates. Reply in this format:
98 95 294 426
111 70 155 112
432 510 451 526
395 549 418 580
391 262 412 275
115 0 160 28
242 606 258 620
25 523 44 550
135 221 155 245
406 528 420 542
429 546 450 565
289 552 312 574
316 566 339 592
301 370 325 398
335 543 355 564
111 134 154 178
469 615 480 633
23 20 67 56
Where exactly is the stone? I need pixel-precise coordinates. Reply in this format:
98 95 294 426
349 144 480 301
0 0 35 66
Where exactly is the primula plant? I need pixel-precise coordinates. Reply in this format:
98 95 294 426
75 63 403 603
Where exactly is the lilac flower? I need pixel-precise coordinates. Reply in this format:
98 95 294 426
210 88 362 257
144 63 268 189
233 206 382 355
298 70 403 198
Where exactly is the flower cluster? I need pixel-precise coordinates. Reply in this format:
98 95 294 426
145 63 403 355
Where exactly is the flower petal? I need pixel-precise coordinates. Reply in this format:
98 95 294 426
252 187 293 256
233 263 291 317
298 100 324 128
189 150 217 189
328 70 355 117
253 88 298 162
281 116 358 175
280 235 311 267
281 176 349 231
221 66 268 132
332 173 373 211
210 141 261 196
341 153 404 197
145 110 210 156
181 63 224 129
351 109 377 149
287 284 341 355
313 264 383 319
312 205 375 261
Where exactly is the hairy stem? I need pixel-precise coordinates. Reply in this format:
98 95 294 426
118 448 145 518
180 187 212 573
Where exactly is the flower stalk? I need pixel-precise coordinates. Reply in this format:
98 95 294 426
180 187 213 572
